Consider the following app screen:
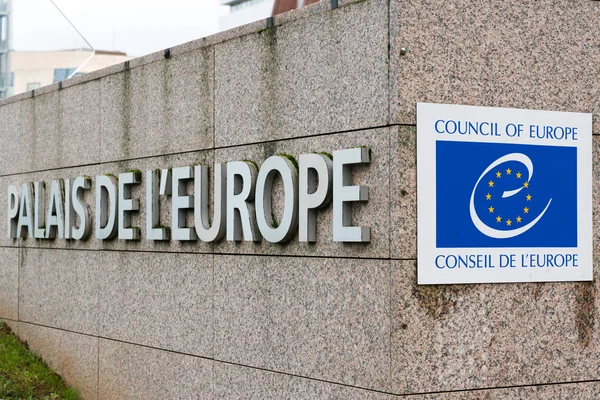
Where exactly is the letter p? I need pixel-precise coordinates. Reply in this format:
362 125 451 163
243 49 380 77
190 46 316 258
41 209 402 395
7 185 19 238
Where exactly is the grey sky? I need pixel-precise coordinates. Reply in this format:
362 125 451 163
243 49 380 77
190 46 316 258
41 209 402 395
12 0 228 57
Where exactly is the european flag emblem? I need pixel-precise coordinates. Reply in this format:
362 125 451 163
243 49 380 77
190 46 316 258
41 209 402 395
436 141 577 248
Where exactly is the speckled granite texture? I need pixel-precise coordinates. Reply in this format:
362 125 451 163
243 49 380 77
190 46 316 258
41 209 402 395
0 0 599 398
390 0 600 134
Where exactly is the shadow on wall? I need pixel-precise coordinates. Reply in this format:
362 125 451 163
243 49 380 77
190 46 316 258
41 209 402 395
273 0 320 15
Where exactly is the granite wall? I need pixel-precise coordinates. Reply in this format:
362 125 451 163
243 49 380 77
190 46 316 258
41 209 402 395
1 0 600 398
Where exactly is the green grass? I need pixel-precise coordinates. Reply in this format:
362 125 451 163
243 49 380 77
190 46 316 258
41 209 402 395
0 321 80 400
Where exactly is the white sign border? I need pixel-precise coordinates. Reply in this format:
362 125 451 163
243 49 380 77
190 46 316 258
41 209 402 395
417 103 593 285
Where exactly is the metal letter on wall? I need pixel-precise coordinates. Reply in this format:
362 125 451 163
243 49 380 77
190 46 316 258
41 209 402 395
71 177 92 241
171 166 197 241
118 172 141 240
146 169 169 241
298 153 332 242
226 161 260 242
255 155 298 243
194 164 227 243
95 175 119 240
17 183 34 239
33 182 46 239
6 185 19 239
332 148 371 242
46 180 65 239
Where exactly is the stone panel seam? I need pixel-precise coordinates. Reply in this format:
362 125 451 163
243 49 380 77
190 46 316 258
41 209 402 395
386 0 391 126
97 336 100 400
99 72 104 163
17 320 600 398
6 244 422 262
212 46 216 158
12 246 406 261
388 124 393 389
0 123 415 178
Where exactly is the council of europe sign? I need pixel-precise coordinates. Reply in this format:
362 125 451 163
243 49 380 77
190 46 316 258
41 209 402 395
417 103 592 285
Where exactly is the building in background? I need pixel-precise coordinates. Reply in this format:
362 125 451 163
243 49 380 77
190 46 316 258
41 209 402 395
220 0 319 31
0 0 11 99
0 0 131 98
9 49 132 95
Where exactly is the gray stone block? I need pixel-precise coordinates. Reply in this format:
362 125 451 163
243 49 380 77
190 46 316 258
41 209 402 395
390 126 416 259
214 362 395 399
390 0 600 134
19 323 98 400
0 100 25 175
214 127 391 258
412 382 600 399
98 252 213 356
100 47 214 162
392 259 600 394
0 248 19 320
58 80 103 167
20 93 58 172
18 81 101 173
214 0 389 147
214 255 391 391
19 248 100 335
99 339 213 400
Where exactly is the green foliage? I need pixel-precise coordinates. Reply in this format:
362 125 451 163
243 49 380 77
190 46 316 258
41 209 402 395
242 160 259 170
316 151 333 160
126 169 143 181
0 322 80 400
277 153 299 171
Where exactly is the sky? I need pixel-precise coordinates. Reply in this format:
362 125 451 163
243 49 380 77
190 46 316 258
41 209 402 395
12 0 229 57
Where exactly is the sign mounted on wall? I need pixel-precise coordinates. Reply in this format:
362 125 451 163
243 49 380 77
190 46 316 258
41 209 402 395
6 148 372 245
417 103 592 285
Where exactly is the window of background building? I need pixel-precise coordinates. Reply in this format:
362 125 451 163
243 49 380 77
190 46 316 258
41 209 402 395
53 68 76 83
26 82 40 91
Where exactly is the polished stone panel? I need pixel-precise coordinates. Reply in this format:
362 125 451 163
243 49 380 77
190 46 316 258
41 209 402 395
214 0 389 147
392 259 600 394
98 339 213 400
19 81 102 173
98 252 213 356
413 382 600 399
0 100 25 175
390 126 416 259
391 0 600 134
100 47 214 162
20 323 99 400
0 248 19 320
58 81 103 167
214 255 391 391
214 361 395 399
19 248 100 335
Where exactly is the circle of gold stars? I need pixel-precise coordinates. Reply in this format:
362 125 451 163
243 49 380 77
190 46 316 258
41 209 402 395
486 168 532 226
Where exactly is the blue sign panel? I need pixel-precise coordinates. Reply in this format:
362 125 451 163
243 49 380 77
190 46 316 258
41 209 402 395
436 141 577 248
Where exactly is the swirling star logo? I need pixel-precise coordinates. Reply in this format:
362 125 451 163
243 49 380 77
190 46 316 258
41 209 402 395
469 153 552 239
